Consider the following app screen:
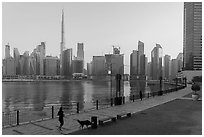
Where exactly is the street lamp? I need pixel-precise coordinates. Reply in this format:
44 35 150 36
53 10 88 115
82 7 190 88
108 64 113 99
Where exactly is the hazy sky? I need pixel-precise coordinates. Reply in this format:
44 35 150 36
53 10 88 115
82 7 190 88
2 2 183 72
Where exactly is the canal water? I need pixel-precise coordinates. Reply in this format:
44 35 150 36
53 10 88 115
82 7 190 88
2 80 175 113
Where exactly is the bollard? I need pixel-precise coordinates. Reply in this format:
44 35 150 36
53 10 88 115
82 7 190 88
52 106 54 119
133 95 135 102
77 102 79 113
96 100 99 110
122 96 125 104
17 110 19 125
111 98 113 106
91 116 97 129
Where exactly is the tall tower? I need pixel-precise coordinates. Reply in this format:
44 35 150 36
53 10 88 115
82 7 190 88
183 2 202 70
60 9 65 75
151 44 163 80
138 40 144 75
77 43 84 60
5 44 10 59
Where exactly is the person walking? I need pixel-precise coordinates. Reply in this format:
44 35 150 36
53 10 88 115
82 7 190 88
57 107 64 130
139 90 143 101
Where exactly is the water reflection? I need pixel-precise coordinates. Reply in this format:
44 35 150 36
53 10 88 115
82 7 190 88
2 80 175 112
129 80 146 96
32 82 47 111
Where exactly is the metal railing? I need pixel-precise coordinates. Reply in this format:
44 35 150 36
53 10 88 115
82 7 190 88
2 83 186 128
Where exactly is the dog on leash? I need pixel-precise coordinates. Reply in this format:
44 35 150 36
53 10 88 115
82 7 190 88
76 119 92 129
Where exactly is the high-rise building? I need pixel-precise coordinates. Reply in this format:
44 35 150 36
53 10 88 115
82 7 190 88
77 43 84 60
13 48 20 75
5 44 10 59
145 57 148 76
35 42 46 75
87 62 93 76
138 41 144 74
62 48 72 78
183 2 202 70
140 54 146 76
19 55 24 75
176 53 183 72
43 56 59 76
60 10 65 75
130 50 139 77
29 56 36 75
146 62 151 80
164 55 171 80
151 44 163 80
92 56 106 76
22 51 30 75
170 59 178 80
3 58 16 75
105 54 124 76
72 60 84 74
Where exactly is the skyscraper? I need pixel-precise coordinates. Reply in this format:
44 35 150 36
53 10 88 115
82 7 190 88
130 50 139 77
176 53 183 72
138 41 144 75
13 48 20 75
105 54 124 76
77 43 84 60
60 9 65 75
151 44 163 80
164 55 171 80
72 60 84 74
170 59 178 80
43 56 59 76
92 56 106 77
3 58 16 75
62 48 72 78
36 42 46 75
5 44 10 59
183 2 202 70
140 54 146 76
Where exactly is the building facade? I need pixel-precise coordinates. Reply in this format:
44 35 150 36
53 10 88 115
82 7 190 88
183 2 202 70
164 55 171 80
62 48 72 78
105 54 124 76
177 53 183 72
170 59 178 81
3 58 16 75
92 56 106 76
72 59 84 74
77 43 84 60
5 44 10 59
138 41 144 75
130 50 139 76
151 44 163 80
43 56 59 76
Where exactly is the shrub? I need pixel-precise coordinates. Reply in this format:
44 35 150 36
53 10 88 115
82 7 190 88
191 84 200 92
192 76 202 83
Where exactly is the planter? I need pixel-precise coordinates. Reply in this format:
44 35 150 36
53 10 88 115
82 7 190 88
192 94 200 101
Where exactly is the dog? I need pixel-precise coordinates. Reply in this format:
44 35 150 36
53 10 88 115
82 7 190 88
76 119 92 129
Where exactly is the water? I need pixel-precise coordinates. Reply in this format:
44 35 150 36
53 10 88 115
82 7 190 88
2 80 175 113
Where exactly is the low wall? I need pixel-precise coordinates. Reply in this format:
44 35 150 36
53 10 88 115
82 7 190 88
182 70 202 82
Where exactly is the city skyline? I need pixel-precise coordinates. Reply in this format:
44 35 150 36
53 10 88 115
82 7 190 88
2 2 183 73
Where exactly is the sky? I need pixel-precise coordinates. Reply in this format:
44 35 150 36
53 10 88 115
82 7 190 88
2 2 183 73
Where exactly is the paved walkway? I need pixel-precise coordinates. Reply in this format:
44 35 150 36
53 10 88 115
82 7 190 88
2 85 195 135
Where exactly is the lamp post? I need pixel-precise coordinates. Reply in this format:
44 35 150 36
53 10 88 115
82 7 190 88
108 64 113 99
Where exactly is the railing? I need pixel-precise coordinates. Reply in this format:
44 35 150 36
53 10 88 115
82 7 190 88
2 83 186 128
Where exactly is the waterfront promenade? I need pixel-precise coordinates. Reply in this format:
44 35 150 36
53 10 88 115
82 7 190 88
2 84 201 135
